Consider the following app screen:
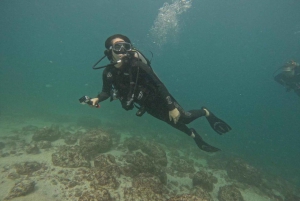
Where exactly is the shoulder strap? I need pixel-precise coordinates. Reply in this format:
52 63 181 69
134 49 152 67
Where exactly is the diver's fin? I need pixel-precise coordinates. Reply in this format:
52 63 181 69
191 128 220 152
202 107 232 135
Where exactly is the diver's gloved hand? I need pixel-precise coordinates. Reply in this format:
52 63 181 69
202 107 232 135
90 98 100 108
169 108 180 124
190 128 220 152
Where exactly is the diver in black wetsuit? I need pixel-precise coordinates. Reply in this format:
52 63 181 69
87 34 232 152
274 60 300 97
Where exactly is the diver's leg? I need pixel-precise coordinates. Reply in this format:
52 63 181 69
178 109 207 124
190 128 220 152
167 122 220 152
146 102 205 127
175 102 232 135
146 102 220 152
173 102 207 124
145 105 169 122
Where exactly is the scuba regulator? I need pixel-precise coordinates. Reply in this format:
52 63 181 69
92 42 137 70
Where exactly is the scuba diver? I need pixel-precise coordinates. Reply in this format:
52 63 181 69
82 34 231 152
274 60 300 97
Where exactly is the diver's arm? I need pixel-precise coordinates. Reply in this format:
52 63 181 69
96 69 111 102
96 92 110 102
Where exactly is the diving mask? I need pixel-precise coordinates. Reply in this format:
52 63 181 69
112 42 132 54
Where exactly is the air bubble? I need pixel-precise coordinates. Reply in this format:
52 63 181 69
150 0 192 47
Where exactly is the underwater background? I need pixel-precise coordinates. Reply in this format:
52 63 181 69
1 0 300 197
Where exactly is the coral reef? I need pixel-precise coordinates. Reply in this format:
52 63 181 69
124 151 156 174
94 154 121 177
122 138 169 184
15 161 42 175
32 125 61 141
64 135 78 145
171 157 195 173
124 137 143 151
79 129 112 159
90 169 120 190
192 170 218 192
140 141 168 167
36 140 52 149
122 150 168 184
124 137 168 166
95 153 115 164
206 153 230 170
0 121 299 201
191 186 213 201
226 158 262 187
52 145 90 168
167 194 209 201
123 187 165 201
132 173 165 194
25 144 40 154
4 180 35 200
218 185 244 201
78 189 112 201
7 172 21 180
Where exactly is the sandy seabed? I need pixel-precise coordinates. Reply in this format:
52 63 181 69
0 114 299 201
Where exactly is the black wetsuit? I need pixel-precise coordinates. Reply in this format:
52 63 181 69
274 66 300 97
97 58 206 136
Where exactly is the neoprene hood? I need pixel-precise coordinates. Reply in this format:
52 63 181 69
105 34 131 49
